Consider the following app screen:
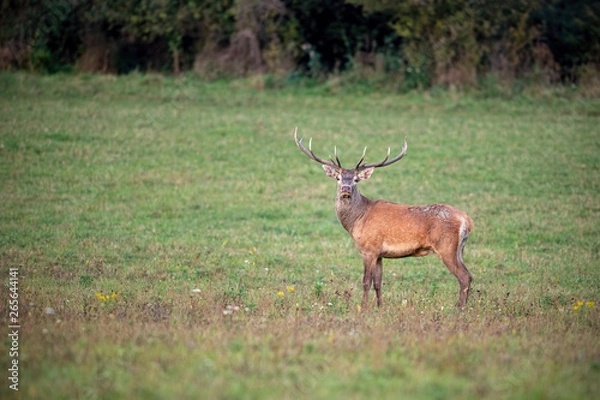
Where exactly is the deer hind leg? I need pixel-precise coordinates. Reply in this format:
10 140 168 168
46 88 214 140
440 253 472 309
373 257 383 308
439 221 473 309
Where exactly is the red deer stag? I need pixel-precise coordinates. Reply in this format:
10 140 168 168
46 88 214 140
294 127 473 310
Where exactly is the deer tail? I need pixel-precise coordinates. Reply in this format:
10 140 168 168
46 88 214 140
457 216 472 266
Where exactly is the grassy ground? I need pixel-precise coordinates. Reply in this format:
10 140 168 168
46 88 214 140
0 73 598 399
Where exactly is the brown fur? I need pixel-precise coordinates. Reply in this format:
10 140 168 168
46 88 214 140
336 190 473 310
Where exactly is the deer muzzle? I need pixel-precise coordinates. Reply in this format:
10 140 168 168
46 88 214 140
340 185 352 198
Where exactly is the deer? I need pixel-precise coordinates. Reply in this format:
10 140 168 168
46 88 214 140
293 127 473 310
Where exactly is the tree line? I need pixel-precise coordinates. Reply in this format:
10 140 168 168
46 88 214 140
1 0 598 89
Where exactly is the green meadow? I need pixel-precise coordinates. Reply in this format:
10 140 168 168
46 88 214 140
0 73 598 399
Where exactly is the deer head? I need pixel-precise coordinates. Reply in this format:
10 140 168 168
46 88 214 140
293 127 408 201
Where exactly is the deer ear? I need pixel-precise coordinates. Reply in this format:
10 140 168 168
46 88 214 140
322 165 339 179
357 167 374 181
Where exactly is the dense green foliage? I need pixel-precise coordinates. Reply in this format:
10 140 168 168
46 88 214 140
1 0 599 88
0 73 598 398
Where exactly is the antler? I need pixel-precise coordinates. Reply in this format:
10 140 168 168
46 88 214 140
294 127 342 168
294 127 407 171
356 138 408 170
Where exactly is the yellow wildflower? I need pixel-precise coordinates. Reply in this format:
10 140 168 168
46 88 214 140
586 301 595 308
96 292 118 301
277 291 284 297
287 286 294 292
574 300 584 310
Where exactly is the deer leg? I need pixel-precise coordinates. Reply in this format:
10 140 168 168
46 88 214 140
361 255 377 309
440 254 473 310
373 257 383 308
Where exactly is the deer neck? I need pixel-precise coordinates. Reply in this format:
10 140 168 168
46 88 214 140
335 190 370 234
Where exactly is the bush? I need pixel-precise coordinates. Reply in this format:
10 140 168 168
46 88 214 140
0 0 597 91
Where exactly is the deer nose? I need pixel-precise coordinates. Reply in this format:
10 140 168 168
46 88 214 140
340 185 352 197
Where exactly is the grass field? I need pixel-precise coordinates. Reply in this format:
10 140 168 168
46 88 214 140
0 73 599 399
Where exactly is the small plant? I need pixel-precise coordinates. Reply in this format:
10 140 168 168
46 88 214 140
96 292 118 302
79 274 93 287
573 300 595 311
314 276 325 299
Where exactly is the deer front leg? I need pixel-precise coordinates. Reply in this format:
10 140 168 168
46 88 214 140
361 254 377 310
373 257 383 308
